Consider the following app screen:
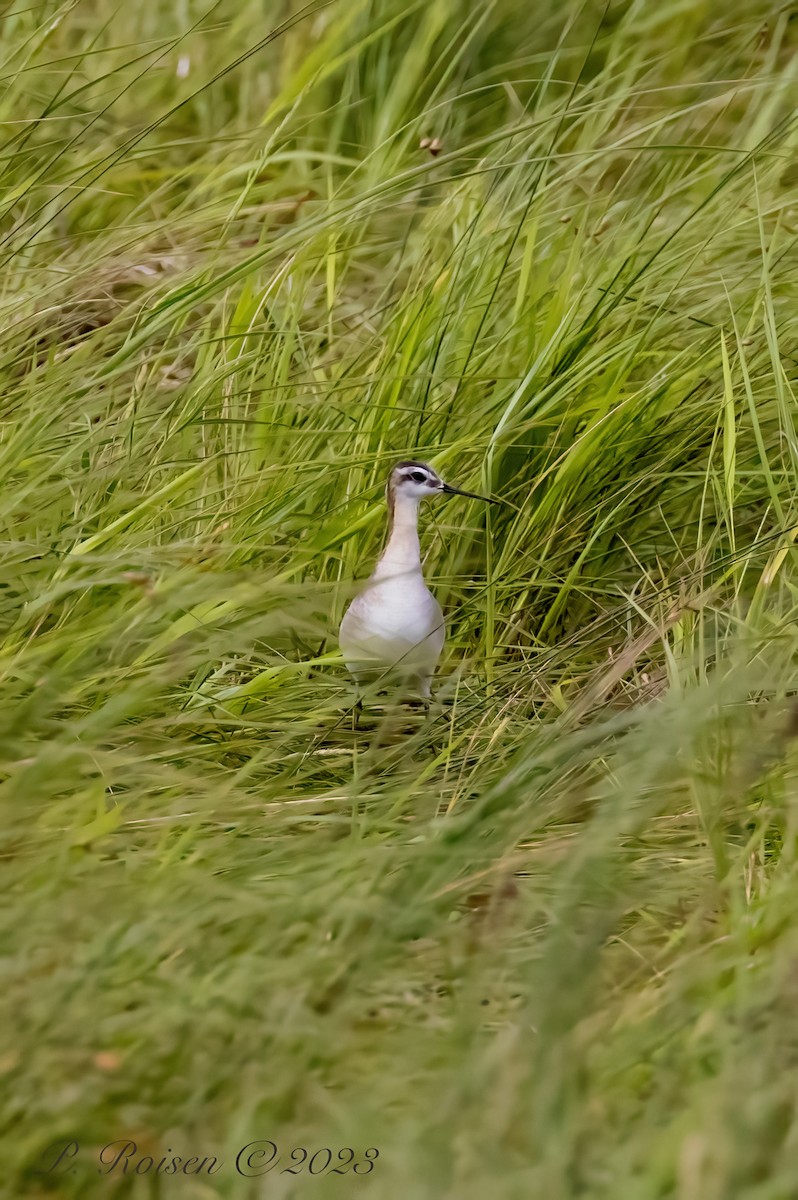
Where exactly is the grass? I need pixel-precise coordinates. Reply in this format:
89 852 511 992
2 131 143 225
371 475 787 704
2 0 798 1195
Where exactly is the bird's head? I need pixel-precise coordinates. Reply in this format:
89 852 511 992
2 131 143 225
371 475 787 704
387 460 494 504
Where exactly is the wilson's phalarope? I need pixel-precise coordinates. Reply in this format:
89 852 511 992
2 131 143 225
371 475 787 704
339 460 494 702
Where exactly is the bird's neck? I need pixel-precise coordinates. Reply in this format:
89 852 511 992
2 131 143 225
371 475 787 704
373 492 422 579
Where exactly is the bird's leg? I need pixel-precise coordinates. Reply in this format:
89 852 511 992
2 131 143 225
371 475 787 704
403 677 432 716
352 697 363 731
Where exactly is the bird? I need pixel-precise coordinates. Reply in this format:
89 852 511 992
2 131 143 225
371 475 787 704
339 460 495 704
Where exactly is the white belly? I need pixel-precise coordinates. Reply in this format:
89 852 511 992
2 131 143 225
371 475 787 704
339 573 444 695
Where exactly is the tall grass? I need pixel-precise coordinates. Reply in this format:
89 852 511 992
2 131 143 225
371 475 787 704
2 0 798 1195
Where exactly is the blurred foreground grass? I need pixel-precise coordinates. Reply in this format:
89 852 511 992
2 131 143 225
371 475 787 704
3 0 798 1195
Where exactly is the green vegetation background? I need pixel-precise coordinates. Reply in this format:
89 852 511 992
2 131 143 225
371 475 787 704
2 0 798 1195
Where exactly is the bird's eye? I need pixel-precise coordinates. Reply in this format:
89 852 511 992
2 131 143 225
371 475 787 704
410 471 427 483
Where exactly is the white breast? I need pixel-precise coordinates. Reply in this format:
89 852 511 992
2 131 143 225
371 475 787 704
339 570 444 696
